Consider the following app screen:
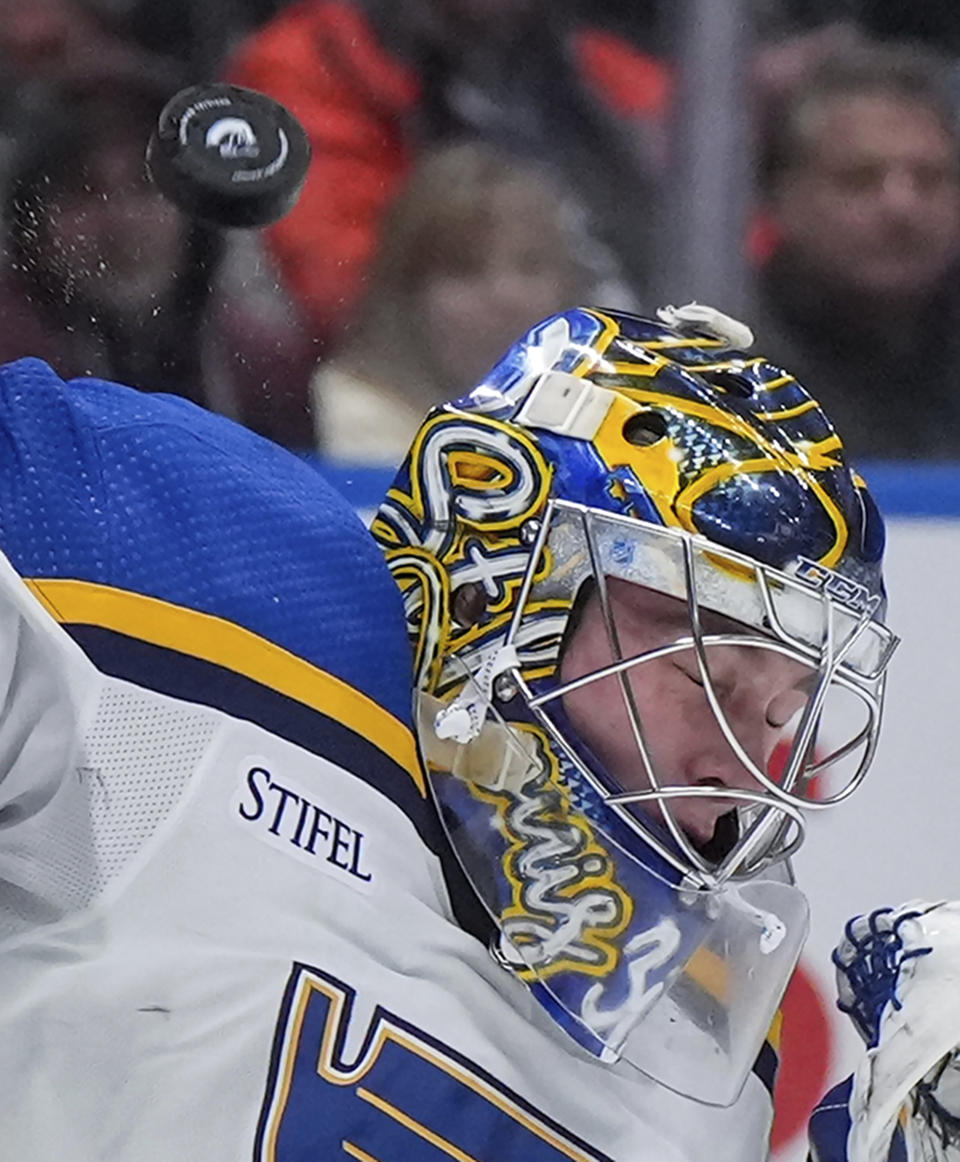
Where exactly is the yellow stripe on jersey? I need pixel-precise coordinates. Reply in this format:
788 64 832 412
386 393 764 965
25 577 425 796
357 1088 481 1162
767 1007 784 1054
342 1143 383 1162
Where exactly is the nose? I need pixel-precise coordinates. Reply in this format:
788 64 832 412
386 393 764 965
685 692 773 795
687 749 762 798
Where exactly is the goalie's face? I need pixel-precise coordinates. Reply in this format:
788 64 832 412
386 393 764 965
559 578 811 849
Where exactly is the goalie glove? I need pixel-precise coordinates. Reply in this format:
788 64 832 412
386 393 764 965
833 901 960 1162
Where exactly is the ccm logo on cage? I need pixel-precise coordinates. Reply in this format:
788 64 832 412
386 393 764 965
234 764 374 890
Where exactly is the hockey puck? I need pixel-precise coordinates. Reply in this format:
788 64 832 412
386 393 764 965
146 83 311 229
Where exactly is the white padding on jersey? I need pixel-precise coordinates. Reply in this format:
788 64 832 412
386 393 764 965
1 678 219 937
0 554 96 942
81 680 219 900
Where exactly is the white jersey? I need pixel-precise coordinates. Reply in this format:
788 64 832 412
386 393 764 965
0 359 776 1161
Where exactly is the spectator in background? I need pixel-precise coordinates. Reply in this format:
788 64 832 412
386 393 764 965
0 0 157 91
79 0 291 74
753 0 960 57
312 142 602 465
0 0 280 85
0 0 182 194
228 0 669 349
0 73 208 398
750 41 960 461
0 69 318 446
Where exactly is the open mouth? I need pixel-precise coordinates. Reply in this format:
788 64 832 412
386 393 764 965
690 807 740 862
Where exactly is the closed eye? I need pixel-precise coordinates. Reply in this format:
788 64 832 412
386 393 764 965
674 663 705 688
766 675 817 729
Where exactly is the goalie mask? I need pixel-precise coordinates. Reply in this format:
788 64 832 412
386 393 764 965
372 304 898 1106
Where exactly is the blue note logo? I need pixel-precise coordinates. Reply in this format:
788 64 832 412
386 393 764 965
256 964 612 1162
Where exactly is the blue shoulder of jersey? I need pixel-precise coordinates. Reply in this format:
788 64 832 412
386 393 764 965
0 358 414 728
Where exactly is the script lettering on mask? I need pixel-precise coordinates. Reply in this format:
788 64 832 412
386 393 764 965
578 919 682 1052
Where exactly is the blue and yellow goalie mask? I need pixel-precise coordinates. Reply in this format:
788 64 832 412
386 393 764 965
372 304 898 1106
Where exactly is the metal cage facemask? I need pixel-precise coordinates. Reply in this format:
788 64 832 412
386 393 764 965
481 497 898 887
428 493 897 888
375 303 898 1105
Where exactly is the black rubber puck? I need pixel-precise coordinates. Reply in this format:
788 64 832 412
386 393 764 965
146 83 311 229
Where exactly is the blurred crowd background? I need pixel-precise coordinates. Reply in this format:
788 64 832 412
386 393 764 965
0 0 959 463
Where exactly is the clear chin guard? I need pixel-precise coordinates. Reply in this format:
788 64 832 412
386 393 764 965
533 875 810 1107
514 500 896 884
421 691 809 1106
